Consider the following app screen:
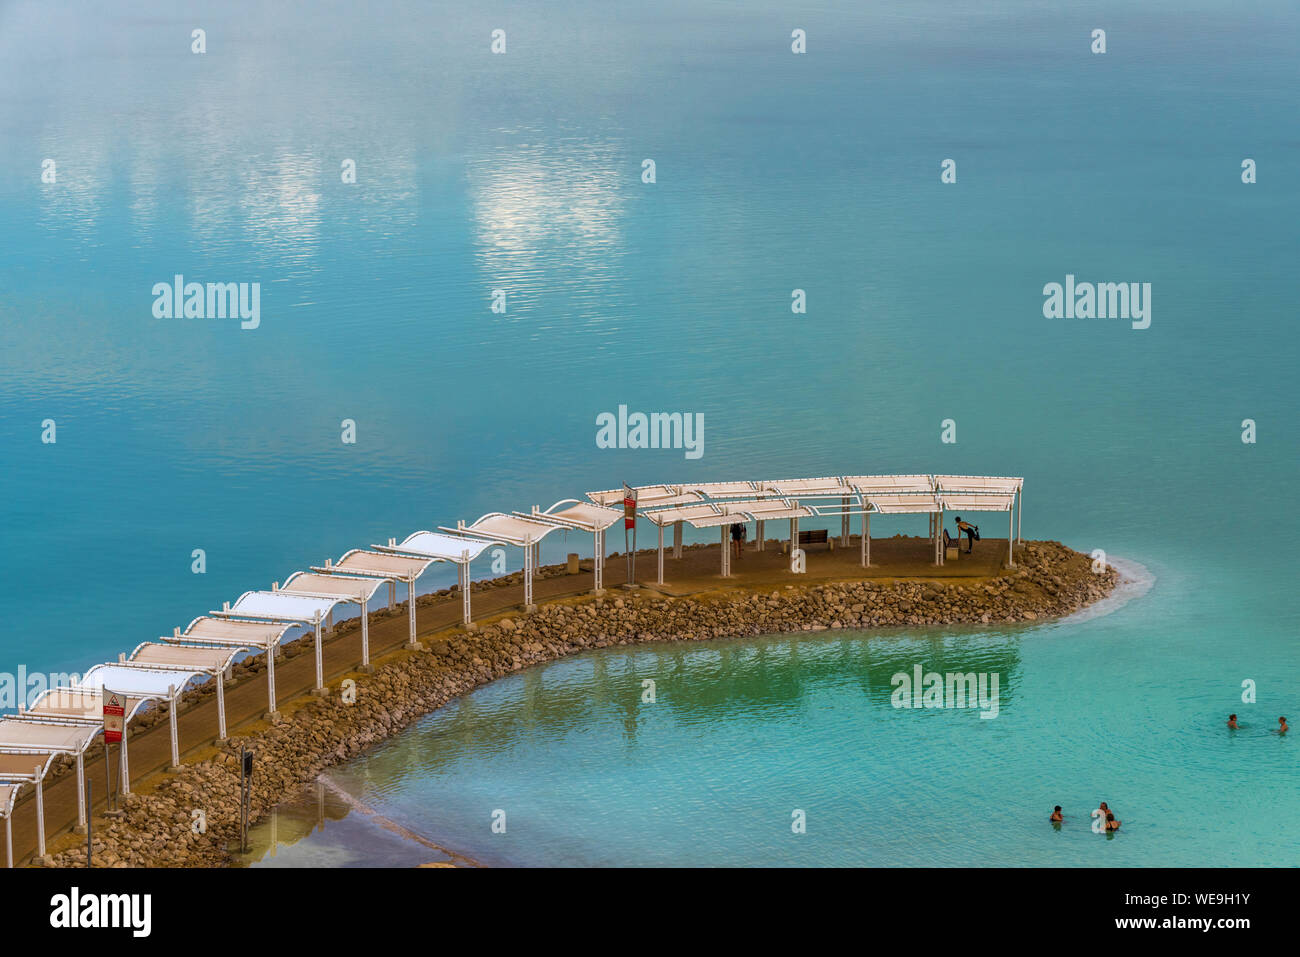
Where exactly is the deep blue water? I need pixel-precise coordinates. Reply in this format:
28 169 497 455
1 1 1296 865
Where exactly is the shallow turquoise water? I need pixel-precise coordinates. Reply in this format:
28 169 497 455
1 0 1297 864
262 566 1296 867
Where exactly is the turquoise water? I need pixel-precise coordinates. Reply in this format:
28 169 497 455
264 570 1295 868
1 0 1297 864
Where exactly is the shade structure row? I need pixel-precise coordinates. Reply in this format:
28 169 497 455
598 476 1023 580
0 474 1019 865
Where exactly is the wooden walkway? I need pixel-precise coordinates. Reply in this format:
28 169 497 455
6 534 1007 865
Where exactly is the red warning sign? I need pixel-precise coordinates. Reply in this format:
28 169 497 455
103 690 125 743
623 484 637 530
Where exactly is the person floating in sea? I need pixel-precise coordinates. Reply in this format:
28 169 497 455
1105 812 1121 832
1050 806 1063 823
1227 714 1238 729
1279 716 1289 735
954 516 979 554
730 521 746 559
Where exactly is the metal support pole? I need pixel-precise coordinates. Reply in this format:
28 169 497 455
1008 507 1015 566
597 529 606 586
5 813 11 869
360 596 371 668
388 580 395 610
75 751 86 830
939 508 945 566
35 771 46 860
861 510 868 567
1017 488 1022 543
169 685 180 767
121 721 130 794
657 524 664 584
524 541 534 609
673 520 683 559
407 576 418 648
313 617 323 692
720 525 728 577
267 638 278 715
462 562 472 624
841 497 850 546
217 667 227 739
756 519 764 552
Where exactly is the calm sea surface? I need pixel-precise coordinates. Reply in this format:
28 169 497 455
1 1 1296 865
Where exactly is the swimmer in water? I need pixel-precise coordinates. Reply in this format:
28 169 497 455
1279 716 1289 735
1105 812 1120 832
1050 805 1063 823
1228 714 1238 729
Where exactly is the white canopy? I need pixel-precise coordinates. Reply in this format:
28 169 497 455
385 531 499 564
845 474 935 494
223 590 340 623
530 500 622 532
440 513 565 546
939 492 1015 511
178 615 294 649
280 572 385 602
934 474 1022 493
0 752 57 783
0 719 100 754
129 641 243 673
79 664 205 699
586 485 705 508
866 493 941 514
764 477 849 496
645 500 813 529
327 549 436 580
682 481 760 499
643 503 726 527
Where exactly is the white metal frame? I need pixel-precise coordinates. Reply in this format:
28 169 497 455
280 571 390 672
439 513 567 611
209 596 337 709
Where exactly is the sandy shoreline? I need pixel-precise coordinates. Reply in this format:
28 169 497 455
37 538 1117 868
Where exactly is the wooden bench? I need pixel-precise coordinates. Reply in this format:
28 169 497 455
796 529 834 552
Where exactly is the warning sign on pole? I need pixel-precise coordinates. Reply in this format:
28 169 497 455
623 484 638 585
623 484 637 530
103 690 124 743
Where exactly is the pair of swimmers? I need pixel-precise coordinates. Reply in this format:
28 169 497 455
1050 802 1120 832
1227 714 1288 733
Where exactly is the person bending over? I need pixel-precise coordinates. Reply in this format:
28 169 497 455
954 516 978 554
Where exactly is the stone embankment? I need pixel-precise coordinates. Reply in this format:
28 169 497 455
49 541 1117 867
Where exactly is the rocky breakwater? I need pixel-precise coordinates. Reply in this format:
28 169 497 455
49 541 1116 867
